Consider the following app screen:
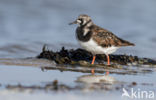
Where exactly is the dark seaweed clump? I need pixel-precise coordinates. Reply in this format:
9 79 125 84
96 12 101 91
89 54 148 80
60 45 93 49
37 45 156 65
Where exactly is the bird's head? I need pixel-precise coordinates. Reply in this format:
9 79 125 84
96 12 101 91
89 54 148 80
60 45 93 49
69 14 92 26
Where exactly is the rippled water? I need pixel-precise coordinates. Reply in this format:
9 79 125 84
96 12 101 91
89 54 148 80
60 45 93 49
0 0 156 100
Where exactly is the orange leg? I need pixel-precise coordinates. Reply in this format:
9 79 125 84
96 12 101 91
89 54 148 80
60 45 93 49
91 55 96 64
106 54 110 75
91 55 96 74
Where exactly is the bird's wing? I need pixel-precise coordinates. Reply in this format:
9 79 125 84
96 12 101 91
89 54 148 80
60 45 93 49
91 26 135 47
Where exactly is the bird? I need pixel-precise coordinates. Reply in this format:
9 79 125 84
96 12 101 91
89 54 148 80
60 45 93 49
69 14 135 74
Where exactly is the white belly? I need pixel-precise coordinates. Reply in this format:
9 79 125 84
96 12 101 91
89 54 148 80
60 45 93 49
78 39 119 55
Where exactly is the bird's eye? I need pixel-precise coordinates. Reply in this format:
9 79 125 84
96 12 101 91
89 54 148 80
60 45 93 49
78 19 82 21
77 19 83 23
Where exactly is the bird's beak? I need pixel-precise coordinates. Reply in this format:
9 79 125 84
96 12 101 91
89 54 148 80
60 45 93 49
69 20 78 25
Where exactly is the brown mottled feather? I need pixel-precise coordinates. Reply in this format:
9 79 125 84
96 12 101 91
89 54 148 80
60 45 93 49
91 24 135 47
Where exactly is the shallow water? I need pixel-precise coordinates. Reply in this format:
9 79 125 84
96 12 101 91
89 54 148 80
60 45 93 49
0 58 155 100
0 0 156 100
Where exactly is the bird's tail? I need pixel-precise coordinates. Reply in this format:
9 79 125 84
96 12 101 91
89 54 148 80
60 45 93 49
118 38 135 46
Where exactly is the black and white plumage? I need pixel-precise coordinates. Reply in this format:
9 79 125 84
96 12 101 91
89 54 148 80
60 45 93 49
69 14 135 69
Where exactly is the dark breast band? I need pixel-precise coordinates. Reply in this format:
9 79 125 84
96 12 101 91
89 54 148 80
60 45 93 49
76 27 93 42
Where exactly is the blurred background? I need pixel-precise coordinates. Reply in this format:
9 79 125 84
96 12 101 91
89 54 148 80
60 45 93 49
0 0 156 58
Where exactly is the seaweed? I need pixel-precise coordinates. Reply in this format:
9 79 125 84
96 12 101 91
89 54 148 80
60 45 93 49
37 45 156 66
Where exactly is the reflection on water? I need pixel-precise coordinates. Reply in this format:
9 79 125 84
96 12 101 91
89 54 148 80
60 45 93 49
0 58 156 99
76 74 116 84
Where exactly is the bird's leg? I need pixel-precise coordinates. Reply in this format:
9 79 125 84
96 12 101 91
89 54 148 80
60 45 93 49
106 54 110 65
91 55 96 74
91 55 96 64
106 54 110 75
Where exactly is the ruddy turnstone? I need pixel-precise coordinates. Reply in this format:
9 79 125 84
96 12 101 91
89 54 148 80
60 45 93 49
69 14 135 74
